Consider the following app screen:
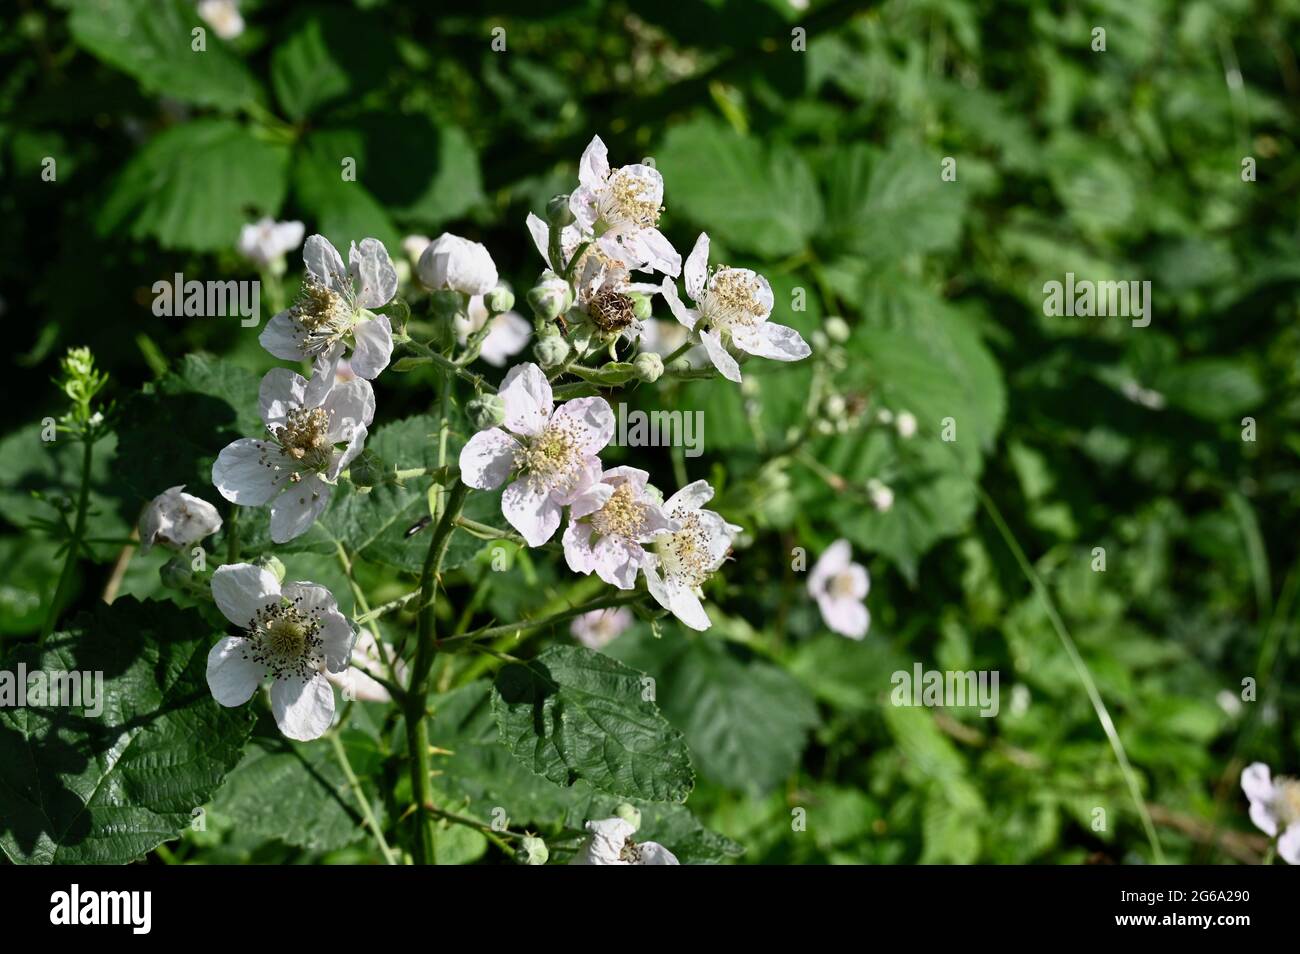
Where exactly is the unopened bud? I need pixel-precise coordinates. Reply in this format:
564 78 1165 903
867 478 894 513
546 194 575 229
632 351 664 383
534 332 570 369
824 316 850 343
256 554 287 583
486 284 515 315
516 834 549 866
466 393 506 431
896 411 917 439
527 272 573 323
614 803 641 831
628 292 653 321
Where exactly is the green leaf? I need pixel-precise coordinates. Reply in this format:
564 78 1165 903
608 634 818 794
0 598 254 864
271 10 397 121
1156 358 1263 420
491 646 695 803
68 0 261 111
657 118 822 258
98 119 290 252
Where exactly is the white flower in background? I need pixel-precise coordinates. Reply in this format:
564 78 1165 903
661 232 810 382
568 136 681 277
237 218 304 271
563 467 678 589
207 563 356 741
402 233 432 266
569 817 679 865
417 233 498 297
213 369 375 543
1241 762 1300 864
454 296 531 366
640 317 707 368
642 480 740 631
867 478 894 513
260 235 398 380
198 0 243 40
570 606 634 650
138 485 222 552
807 539 870 639
895 411 917 438
326 629 406 704
458 363 613 546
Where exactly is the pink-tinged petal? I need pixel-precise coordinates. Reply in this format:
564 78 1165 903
684 233 710 300
577 135 609 191
502 477 563 546
308 343 346 402
636 841 680 865
550 397 614 455
1241 762 1274 803
592 534 640 590
269 475 331 543
553 455 602 506
213 438 289 505
701 329 741 382
808 539 852 596
562 520 597 575
666 578 711 631
211 562 280 625
819 595 870 640
350 313 393 379
260 311 308 361
1279 824 1300 865
525 213 555 270
569 185 600 231
639 502 679 538
322 378 376 440
327 666 390 704
570 482 614 519
842 563 870 600
664 479 714 516
659 278 699 330
259 367 310 428
1250 798 1279 837
459 428 520 490
206 636 266 706
499 362 553 437
602 466 650 491
303 234 349 294
270 673 335 741
734 322 811 362
349 238 397 308
635 226 681 277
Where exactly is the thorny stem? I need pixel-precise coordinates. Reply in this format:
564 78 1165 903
329 731 398 866
400 338 496 392
445 590 644 647
39 434 94 647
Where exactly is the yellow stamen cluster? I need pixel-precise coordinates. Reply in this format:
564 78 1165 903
273 407 333 477
291 280 352 336
655 511 713 588
602 168 663 229
517 420 582 493
829 572 859 600
591 483 647 540
703 268 765 330
241 596 325 681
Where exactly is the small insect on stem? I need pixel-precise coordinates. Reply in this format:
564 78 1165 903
405 515 433 537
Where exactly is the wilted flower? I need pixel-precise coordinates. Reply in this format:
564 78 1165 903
454 295 531 367
458 363 613 546
568 136 680 277
138 485 222 552
260 235 397 380
571 254 661 347
417 233 498 297
569 817 679 865
237 218 304 271
563 467 678 589
213 369 374 543
206 563 357 741
661 232 810 382
807 539 870 639
198 0 243 40
1241 762 1300 864
642 480 740 631
570 606 634 650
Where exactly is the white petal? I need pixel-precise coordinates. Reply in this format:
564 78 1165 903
206 636 266 706
734 322 811 362
562 520 597 575
701 329 741 382
666 578 711 631
808 539 851 595
1279 824 1300 865
212 438 288 505
259 368 309 428
349 238 397 308
577 135 609 191
592 534 640 590
329 423 369 480
569 481 614 519
271 674 336 741
642 557 670 610
502 477 563 546
636 841 680 865
459 428 520 490
322 377 377 438
259 311 308 361
664 479 714 515
350 314 393 379
1241 762 1274 802
549 397 614 455
211 563 280 626
525 212 555 270
303 234 349 295
269 475 332 543
684 233 710 300
819 596 869 640
499 362 553 436
660 278 699 330
479 312 532 367
1250 798 1279 837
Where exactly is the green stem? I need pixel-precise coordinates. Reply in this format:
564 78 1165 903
225 504 240 565
401 339 496 392
428 806 517 855
446 590 644 647
39 434 94 647
404 480 471 865
330 732 399 866
661 340 694 366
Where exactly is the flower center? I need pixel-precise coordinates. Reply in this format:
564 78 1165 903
600 167 663 229
517 422 582 494
243 598 325 681
655 511 713 588
1275 777 1300 826
703 268 764 331
618 837 644 863
588 290 636 333
828 571 858 600
272 407 333 477
290 280 354 353
591 483 647 540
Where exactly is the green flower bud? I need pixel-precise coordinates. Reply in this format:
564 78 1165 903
824 316 851 343
632 351 664 383
629 292 653 321
822 394 847 419
516 834 549 866
614 802 642 831
256 555 286 583
429 288 466 321
159 555 195 591
527 273 573 323
486 284 515 315
534 333 570 369
466 393 506 431
546 194 575 229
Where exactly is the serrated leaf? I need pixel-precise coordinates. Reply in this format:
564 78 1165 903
271 9 396 121
0 598 254 864
491 646 695 803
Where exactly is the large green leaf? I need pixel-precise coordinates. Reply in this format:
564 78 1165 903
98 119 290 252
492 645 695 804
271 9 397 121
0 598 254 864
